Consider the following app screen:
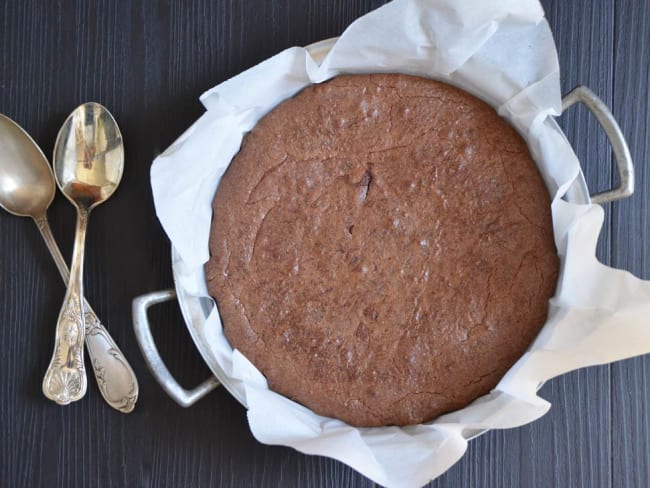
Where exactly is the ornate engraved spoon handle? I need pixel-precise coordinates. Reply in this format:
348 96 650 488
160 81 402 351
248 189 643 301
42 209 89 404
35 215 138 412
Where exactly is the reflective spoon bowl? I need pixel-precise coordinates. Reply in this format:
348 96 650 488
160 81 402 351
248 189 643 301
0 115 55 218
0 113 138 411
43 103 125 405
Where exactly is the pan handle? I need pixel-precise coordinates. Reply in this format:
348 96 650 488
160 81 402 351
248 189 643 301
132 289 220 407
561 86 634 204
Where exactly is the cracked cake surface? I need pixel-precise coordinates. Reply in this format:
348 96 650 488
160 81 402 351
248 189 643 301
206 73 559 427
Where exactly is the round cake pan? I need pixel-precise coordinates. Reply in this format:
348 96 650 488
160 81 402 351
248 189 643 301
133 39 634 423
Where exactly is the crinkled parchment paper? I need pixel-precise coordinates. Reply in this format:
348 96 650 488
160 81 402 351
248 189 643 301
150 1 650 486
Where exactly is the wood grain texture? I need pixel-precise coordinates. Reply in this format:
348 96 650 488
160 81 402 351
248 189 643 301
0 0 648 487
610 1 650 488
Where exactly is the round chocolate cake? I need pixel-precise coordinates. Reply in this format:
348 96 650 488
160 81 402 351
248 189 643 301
206 74 558 427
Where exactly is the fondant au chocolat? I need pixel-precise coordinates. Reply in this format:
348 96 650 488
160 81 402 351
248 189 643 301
206 74 558 426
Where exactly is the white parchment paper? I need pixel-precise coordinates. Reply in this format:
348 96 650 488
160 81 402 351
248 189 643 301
150 1 650 486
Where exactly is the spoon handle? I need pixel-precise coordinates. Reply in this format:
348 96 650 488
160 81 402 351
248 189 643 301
35 215 138 412
42 209 89 404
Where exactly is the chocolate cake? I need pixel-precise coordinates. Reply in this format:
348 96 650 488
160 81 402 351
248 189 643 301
206 74 558 427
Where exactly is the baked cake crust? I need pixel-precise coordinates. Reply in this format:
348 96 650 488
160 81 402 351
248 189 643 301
206 74 558 426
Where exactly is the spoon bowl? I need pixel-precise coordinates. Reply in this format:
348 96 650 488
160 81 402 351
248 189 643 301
53 102 124 210
0 114 55 218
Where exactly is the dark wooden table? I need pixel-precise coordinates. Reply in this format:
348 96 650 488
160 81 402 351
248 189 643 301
1 1 649 486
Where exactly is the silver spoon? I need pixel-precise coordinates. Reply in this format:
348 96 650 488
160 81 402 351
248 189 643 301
41 103 126 406
0 113 137 412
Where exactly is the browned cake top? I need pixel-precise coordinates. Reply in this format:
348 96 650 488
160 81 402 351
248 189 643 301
206 73 558 427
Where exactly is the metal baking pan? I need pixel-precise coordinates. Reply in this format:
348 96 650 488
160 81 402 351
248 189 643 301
133 38 634 423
